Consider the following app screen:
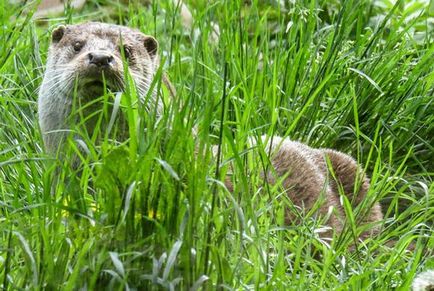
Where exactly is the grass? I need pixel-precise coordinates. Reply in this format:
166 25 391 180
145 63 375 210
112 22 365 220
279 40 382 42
1 0 434 289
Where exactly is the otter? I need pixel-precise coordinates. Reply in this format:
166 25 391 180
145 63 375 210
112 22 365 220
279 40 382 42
38 22 171 154
38 22 383 240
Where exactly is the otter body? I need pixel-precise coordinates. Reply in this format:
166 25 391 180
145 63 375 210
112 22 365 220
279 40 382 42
252 136 383 239
38 22 382 239
38 22 160 153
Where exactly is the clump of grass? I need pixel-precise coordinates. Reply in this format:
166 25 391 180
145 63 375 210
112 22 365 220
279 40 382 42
0 0 433 289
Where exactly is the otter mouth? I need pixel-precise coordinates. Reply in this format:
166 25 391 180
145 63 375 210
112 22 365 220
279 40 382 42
81 72 122 92
87 80 105 88
84 78 120 92
76 69 123 98
77 79 118 100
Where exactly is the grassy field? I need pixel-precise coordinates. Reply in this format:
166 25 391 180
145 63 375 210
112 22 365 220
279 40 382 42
1 0 434 289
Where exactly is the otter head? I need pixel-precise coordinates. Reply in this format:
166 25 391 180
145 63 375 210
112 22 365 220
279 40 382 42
44 22 159 100
38 22 161 153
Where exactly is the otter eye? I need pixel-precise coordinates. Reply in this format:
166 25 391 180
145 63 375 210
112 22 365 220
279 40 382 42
73 41 84 52
121 45 132 59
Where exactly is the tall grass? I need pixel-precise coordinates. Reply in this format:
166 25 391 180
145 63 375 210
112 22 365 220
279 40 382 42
0 0 433 289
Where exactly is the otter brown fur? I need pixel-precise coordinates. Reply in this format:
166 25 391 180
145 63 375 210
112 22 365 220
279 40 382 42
38 22 383 240
38 22 162 153
253 136 383 239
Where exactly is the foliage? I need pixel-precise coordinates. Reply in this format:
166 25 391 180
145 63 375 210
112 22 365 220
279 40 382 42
0 0 433 289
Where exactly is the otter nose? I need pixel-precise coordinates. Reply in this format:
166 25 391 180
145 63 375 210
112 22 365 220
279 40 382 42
88 52 114 67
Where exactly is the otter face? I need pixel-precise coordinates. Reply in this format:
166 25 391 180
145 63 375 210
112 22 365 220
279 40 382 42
38 22 161 153
44 22 159 99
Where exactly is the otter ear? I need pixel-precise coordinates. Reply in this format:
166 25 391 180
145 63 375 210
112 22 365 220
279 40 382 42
143 36 158 58
52 25 66 43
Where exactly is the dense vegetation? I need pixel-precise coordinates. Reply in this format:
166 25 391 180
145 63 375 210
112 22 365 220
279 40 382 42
1 0 433 289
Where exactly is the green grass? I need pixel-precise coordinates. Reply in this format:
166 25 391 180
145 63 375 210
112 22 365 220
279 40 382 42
1 0 434 289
